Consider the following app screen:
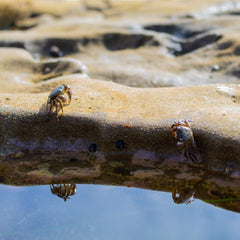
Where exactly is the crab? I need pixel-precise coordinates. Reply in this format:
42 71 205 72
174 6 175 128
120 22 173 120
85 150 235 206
46 84 72 121
50 184 76 201
172 188 196 205
171 120 202 164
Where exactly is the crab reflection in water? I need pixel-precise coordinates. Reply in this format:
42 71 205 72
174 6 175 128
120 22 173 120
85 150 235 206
50 184 76 201
172 188 196 205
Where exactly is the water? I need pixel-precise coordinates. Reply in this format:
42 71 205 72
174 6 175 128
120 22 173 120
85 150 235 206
0 184 240 240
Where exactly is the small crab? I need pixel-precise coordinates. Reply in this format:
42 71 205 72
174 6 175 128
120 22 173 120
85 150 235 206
50 184 76 202
172 188 196 205
46 84 72 121
171 120 202 164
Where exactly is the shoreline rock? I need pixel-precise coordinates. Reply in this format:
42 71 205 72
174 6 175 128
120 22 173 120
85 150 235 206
0 0 239 213
0 75 239 185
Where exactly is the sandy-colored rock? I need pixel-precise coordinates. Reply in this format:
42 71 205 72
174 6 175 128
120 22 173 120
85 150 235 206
0 48 87 93
0 0 32 28
0 72 239 211
0 0 239 212
1 1 240 87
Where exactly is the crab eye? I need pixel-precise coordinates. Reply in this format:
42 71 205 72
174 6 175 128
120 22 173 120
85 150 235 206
63 84 70 91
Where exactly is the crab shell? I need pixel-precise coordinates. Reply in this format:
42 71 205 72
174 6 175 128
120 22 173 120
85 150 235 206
172 125 193 143
47 84 72 103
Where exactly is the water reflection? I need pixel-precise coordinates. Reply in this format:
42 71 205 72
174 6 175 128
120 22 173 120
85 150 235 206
46 182 240 215
50 184 76 201
50 183 197 205
1 184 240 240
172 188 195 204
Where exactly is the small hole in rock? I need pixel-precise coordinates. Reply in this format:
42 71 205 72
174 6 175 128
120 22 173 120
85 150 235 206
69 158 79 162
89 143 97 152
116 140 125 150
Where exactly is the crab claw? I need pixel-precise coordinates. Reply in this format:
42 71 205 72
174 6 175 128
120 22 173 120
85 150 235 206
67 88 72 103
63 84 72 103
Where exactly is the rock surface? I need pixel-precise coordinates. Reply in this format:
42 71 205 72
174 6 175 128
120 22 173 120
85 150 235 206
0 0 32 28
0 0 239 212
1 0 240 87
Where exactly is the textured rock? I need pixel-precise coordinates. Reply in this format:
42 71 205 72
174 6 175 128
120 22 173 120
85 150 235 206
0 48 87 93
0 71 239 211
0 0 32 28
0 0 239 212
1 1 240 87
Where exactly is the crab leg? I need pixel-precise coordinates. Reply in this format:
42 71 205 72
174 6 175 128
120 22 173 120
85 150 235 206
46 103 49 115
56 98 64 115
48 103 53 117
67 89 72 103
54 100 59 121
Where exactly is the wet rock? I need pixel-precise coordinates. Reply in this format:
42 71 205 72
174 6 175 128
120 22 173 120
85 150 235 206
170 33 222 56
9 148 27 159
102 33 158 51
0 0 239 213
0 74 238 179
144 23 208 39
217 40 233 50
0 74 238 212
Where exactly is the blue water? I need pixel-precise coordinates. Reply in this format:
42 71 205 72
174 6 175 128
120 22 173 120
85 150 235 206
0 184 240 240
